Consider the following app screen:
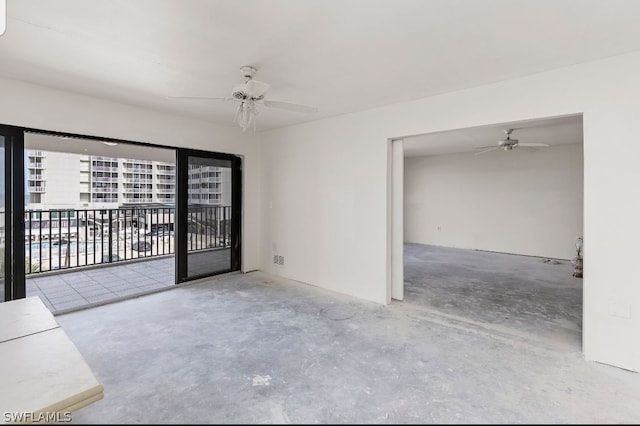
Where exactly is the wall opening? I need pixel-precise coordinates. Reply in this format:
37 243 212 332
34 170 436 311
394 114 584 352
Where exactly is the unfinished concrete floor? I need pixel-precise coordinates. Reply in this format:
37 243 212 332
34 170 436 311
56 257 640 424
403 243 583 352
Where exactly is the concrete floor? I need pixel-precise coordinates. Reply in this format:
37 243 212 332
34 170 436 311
403 243 583 352
57 247 640 424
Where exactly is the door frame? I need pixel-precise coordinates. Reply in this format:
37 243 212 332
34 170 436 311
175 148 242 283
0 124 25 301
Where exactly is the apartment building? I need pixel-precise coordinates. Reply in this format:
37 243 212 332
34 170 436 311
26 150 231 211
187 163 231 206
26 150 209 210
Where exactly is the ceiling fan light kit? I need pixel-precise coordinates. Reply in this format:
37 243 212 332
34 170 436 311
168 66 318 132
235 98 259 132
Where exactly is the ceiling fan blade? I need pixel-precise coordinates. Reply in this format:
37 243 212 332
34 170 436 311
245 80 270 97
474 147 498 155
475 145 499 149
263 99 318 114
165 96 233 101
517 143 550 147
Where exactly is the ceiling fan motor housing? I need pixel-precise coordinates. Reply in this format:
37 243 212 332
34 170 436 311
232 84 248 100
231 85 265 101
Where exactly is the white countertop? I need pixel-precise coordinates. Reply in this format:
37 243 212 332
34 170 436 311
0 296 58 343
0 297 104 424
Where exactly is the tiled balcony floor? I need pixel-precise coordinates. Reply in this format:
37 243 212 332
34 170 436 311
26 256 175 314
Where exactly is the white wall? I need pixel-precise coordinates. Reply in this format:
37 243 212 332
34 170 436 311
260 51 640 372
0 78 261 272
404 143 583 259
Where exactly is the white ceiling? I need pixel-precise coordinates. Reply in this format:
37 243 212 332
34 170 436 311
2 1 640 131
403 114 583 157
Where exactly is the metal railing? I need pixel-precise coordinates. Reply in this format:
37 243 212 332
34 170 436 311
187 206 231 253
24 206 231 275
92 187 118 193
122 198 154 203
92 176 118 182
123 159 152 164
123 166 153 172
92 165 118 172
122 177 153 183
122 187 152 193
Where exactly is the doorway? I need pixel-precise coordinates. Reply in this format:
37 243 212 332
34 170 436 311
390 114 584 351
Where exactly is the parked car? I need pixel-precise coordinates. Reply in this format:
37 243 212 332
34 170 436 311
131 240 153 252
145 229 174 238
102 254 123 263
207 239 227 248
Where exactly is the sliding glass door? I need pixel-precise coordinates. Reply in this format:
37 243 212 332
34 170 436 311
1 124 243 302
176 149 241 283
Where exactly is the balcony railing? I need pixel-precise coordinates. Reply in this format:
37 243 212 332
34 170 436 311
28 186 46 193
123 177 153 183
90 198 118 204
24 206 231 275
124 167 153 173
122 197 154 203
156 169 175 175
123 159 152 164
192 177 221 183
92 187 118 193
122 186 150 193
92 176 118 182
92 165 118 172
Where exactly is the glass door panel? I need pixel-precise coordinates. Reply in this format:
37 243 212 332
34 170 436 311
176 150 240 282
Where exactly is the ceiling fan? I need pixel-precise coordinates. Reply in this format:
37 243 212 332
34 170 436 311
167 66 318 131
474 128 550 155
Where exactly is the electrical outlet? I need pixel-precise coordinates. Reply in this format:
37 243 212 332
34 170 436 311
273 255 284 266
